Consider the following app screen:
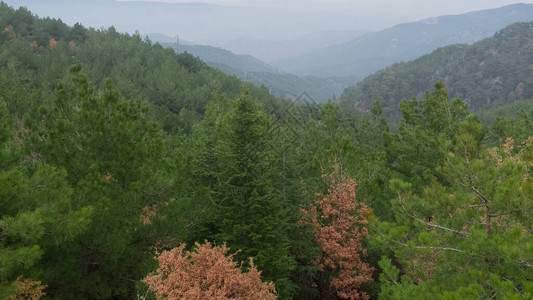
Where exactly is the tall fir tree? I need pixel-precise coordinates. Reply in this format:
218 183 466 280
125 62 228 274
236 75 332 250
200 92 296 298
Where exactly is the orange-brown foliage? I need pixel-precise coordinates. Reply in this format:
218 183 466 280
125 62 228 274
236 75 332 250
302 166 374 300
4 26 14 38
11 276 46 300
489 136 533 167
140 199 174 226
143 241 277 300
69 40 77 54
49 38 57 49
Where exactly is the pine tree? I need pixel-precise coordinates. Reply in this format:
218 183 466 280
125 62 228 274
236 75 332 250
391 81 469 188
0 98 91 299
23 65 178 298
376 112 533 298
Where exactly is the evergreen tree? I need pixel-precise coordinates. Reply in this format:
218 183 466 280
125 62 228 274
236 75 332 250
22 65 183 298
375 113 533 299
390 81 469 188
0 98 91 299
202 92 296 298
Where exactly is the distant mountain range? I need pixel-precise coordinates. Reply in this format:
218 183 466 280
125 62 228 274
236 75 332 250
144 33 194 46
168 44 278 74
340 21 533 121
160 43 348 102
85 3 533 105
274 3 533 79
152 3 533 103
222 30 369 63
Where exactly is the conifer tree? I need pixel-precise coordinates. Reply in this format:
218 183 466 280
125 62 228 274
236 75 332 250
0 99 91 299
376 112 533 298
391 81 469 188
207 92 295 298
23 65 178 298
302 166 374 300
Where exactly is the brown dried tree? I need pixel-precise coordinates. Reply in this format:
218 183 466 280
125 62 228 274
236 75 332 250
49 38 57 49
302 167 374 300
11 276 46 300
143 241 276 299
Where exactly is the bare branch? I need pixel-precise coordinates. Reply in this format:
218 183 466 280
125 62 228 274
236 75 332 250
371 224 469 255
489 209 521 217
399 202 470 236
413 246 466 253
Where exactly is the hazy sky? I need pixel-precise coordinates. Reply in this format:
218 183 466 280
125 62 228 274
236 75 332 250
117 0 533 17
6 0 533 44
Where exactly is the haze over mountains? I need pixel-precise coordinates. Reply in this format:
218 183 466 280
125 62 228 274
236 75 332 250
164 43 347 101
8 0 533 53
222 30 369 63
5 0 533 104
2 0 395 44
274 3 533 79
137 3 533 103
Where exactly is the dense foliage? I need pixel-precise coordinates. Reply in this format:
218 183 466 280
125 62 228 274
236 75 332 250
0 3 532 300
142 241 277 299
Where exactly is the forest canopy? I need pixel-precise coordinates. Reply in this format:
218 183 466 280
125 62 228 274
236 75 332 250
0 3 532 299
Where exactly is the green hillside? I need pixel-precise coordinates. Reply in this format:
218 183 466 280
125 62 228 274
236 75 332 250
0 3 280 133
341 21 533 121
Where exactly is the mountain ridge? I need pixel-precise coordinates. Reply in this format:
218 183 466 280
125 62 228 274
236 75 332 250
222 29 370 63
274 3 533 79
164 43 347 102
340 21 533 121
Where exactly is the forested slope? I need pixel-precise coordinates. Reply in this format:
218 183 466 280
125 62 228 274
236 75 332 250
166 43 346 102
1 3 532 300
0 3 281 133
341 21 533 121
